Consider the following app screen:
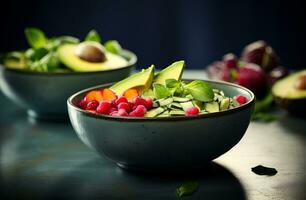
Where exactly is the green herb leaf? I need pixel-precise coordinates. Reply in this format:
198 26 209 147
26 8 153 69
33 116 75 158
85 29 101 43
176 181 199 197
25 48 48 61
165 79 180 88
251 165 277 176
185 80 214 102
25 27 47 49
153 83 171 99
254 93 274 114
104 40 122 54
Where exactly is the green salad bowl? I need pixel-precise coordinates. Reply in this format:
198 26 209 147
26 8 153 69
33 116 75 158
67 80 255 170
0 50 136 120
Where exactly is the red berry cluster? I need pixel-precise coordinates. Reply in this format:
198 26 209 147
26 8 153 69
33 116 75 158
78 95 153 117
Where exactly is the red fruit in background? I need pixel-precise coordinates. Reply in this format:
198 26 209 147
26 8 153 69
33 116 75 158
236 63 267 95
223 53 237 69
267 66 289 86
241 40 279 72
115 96 128 105
234 95 248 105
118 109 128 116
185 107 199 116
96 101 111 114
207 61 232 82
86 100 99 110
117 102 130 112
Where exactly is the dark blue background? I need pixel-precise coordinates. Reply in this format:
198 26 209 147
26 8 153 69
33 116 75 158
1 0 306 70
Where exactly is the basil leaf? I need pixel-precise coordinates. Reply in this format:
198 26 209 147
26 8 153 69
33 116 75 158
25 27 47 49
165 79 180 88
153 83 171 99
185 80 214 102
251 165 277 176
85 29 101 43
104 40 122 54
57 36 79 44
25 48 48 61
254 93 274 114
176 181 199 197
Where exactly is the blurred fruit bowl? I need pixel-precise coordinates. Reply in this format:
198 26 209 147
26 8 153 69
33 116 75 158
207 40 289 97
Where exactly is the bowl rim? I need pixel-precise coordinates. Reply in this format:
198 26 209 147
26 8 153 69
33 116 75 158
0 49 137 76
67 79 255 122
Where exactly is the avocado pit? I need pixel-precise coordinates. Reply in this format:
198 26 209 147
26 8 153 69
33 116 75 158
294 74 306 90
75 42 107 63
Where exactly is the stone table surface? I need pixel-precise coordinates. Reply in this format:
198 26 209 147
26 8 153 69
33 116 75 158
0 70 305 200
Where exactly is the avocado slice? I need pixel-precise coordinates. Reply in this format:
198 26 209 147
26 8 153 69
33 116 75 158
154 60 185 85
110 65 155 96
272 70 306 117
220 98 230 111
58 43 128 72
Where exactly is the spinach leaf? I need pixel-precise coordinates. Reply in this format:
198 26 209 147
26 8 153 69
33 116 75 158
176 181 199 197
185 80 214 102
25 27 47 49
85 29 101 43
153 83 171 99
25 48 48 61
104 40 122 54
251 112 278 122
251 165 277 176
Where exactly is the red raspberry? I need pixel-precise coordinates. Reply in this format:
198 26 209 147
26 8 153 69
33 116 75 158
144 98 153 109
96 101 111 114
115 96 128 105
130 105 147 117
117 102 130 112
118 109 128 116
185 107 199 116
78 100 87 109
234 95 247 105
86 100 99 110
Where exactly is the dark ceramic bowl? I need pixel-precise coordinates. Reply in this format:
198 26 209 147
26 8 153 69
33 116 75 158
67 80 255 170
0 50 136 120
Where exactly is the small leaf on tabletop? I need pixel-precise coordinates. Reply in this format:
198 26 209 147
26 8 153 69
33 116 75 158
176 181 199 197
251 165 277 176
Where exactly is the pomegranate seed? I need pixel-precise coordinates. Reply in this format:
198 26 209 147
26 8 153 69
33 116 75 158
118 109 128 116
185 107 199 116
96 101 111 114
144 98 153 109
131 105 147 117
86 100 99 110
115 96 128 105
132 97 147 107
234 95 247 105
107 107 117 115
110 111 120 116
129 102 134 110
78 100 87 109
117 102 130 112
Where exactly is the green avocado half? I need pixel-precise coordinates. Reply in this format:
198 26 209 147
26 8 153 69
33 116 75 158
272 70 306 117
58 43 128 72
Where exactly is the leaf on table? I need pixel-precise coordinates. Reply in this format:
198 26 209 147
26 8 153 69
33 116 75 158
176 181 199 197
251 165 278 176
251 112 278 122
